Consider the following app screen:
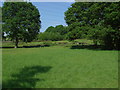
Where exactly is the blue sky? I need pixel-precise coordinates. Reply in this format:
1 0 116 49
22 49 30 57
0 2 74 32
32 2 74 32
0 2 3 7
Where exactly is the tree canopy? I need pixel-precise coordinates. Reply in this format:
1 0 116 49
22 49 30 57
45 25 68 35
64 2 120 49
65 2 120 29
2 2 41 48
38 25 67 41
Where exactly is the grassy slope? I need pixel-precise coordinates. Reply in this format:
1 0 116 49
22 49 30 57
2 46 118 88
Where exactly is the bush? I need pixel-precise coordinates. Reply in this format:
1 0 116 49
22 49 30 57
37 32 64 41
87 25 119 49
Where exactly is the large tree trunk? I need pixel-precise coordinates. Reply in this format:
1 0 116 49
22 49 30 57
14 37 18 48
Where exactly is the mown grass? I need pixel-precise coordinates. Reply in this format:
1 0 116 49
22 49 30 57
2 41 118 88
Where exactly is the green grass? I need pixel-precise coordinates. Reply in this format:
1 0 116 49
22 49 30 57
75 39 93 45
2 39 93 48
2 41 44 47
2 44 118 88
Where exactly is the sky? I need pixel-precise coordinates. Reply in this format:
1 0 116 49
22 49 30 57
32 2 74 32
0 1 74 32
0 2 2 7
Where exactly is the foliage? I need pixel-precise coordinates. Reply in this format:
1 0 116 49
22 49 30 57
2 2 41 48
45 25 68 40
55 25 68 35
65 27 82 41
64 2 120 49
45 25 68 35
37 32 63 41
65 2 120 28
45 26 55 33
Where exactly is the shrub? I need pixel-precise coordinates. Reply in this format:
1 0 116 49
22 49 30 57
37 32 64 41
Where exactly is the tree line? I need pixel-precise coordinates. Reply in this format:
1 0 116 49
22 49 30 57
2 2 120 49
38 2 119 50
64 2 120 50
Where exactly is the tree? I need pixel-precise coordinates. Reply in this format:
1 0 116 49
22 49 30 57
54 25 67 35
87 25 103 46
45 25 68 35
64 3 92 25
37 32 63 41
66 28 82 41
64 2 120 49
45 26 55 33
45 25 68 40
65 2 120 27
2 2 41 48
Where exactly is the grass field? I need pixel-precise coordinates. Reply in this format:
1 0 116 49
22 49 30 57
2 40 118 88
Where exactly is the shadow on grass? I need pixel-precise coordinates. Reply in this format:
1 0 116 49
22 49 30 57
0 47 14 49
1 44 50 49
70 45 118 51
22 44 50 48
2 66 52 89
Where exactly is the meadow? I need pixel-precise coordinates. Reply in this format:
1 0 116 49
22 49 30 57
2 40 118 88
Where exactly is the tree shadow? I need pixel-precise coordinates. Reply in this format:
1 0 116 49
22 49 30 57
2 66 52 89
70 45 118 51
0 47 14 49
22 44 50 48
1 44 50 49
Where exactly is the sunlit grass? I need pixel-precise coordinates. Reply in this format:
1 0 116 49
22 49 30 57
2 45 118 88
